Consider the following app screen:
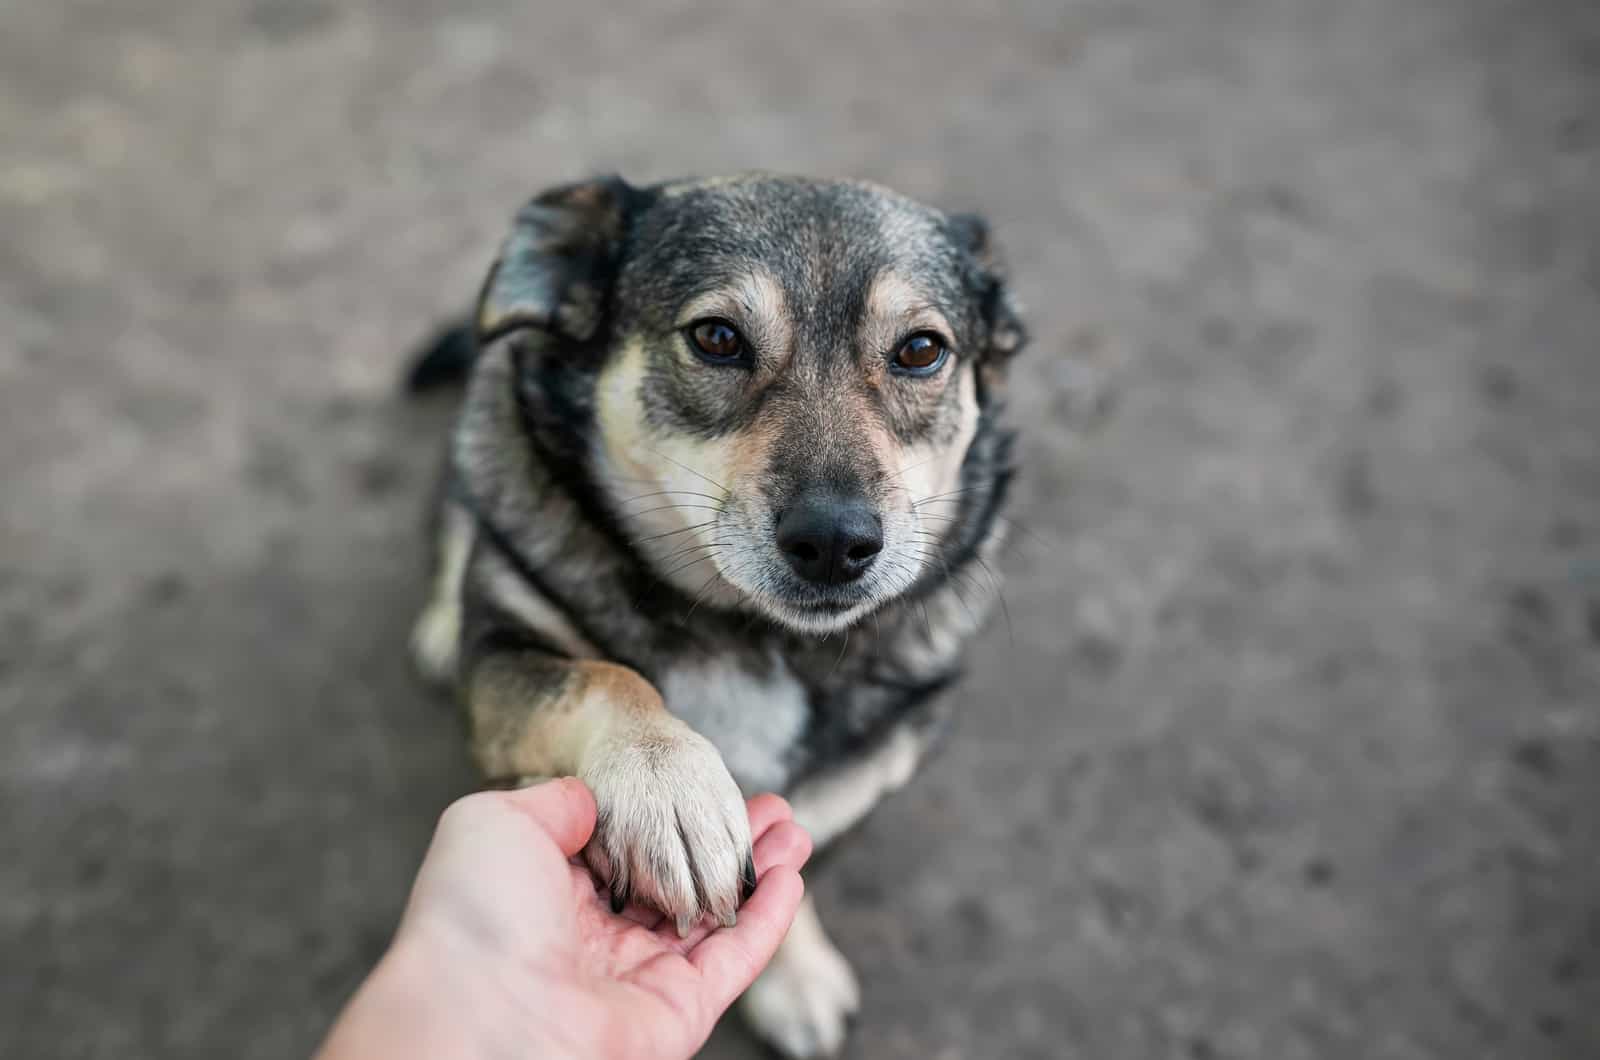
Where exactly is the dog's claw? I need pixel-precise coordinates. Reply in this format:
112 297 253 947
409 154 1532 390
741 853 757 903
719 910 738 929
675 914 695 939
609 887 626 915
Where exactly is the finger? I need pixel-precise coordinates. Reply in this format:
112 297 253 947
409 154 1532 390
744 793 794 841
745 795 802 905
687 868 805 1013
500 777 597 858
753 819 812 878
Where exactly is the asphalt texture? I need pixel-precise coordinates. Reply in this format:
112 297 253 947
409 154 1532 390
3 1 1598 1057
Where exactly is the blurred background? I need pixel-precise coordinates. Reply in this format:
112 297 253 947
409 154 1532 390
3 1 1598 1057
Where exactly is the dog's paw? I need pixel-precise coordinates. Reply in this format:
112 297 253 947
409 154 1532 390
579 720 753 933
740 916 860 1058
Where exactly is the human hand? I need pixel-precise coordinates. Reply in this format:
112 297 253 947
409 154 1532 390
317 779 811 1060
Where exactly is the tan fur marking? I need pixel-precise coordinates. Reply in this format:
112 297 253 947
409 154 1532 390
593 339 744 605
677 269 792 376
860 270 957 368
468 656 663 778
896 365 979 508
724 412 782 488
466 650 751 927
571 660 666 719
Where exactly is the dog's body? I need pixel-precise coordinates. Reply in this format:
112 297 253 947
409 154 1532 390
409 173 1024 1056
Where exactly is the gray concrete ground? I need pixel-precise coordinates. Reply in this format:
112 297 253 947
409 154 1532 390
3 0 1599 1057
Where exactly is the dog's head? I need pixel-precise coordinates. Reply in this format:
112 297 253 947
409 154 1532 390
478 173 1026 634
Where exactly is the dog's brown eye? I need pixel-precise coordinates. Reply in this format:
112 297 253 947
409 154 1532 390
688 320 746 363
893 333 948 374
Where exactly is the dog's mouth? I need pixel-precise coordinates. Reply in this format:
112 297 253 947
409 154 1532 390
777 589 867 616
803 597 857 613
751 588 881 634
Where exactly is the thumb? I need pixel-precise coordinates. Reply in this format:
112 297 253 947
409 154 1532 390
500 777 598 857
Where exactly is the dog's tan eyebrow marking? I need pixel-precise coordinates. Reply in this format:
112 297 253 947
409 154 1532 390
675 269 786 327
675 269 791 369
861 270 957 355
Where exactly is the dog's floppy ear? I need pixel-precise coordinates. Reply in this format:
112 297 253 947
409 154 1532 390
949 213 1028 362
476 176 638 345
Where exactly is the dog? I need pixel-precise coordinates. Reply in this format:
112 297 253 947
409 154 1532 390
407 172 1025 1057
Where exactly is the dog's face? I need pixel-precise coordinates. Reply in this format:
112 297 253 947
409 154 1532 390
477 174 1025 633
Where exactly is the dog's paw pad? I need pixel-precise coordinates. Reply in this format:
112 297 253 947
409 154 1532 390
740 932 860 1058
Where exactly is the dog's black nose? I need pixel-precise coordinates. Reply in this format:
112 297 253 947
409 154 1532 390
776 493 883 585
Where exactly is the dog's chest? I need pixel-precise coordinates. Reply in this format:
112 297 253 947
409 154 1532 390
656 653 811 796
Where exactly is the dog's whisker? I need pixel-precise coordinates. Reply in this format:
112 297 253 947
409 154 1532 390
616 490 726 507
642 447 730 493
896 538 1003 640
945 574 981 629
967 511 1053 550
684 569 723 620
910 510 1046 558
606 474 712 488
968 553 1003 593
970 555 1015 646
634 520 720 545
911 485 983 507
622 502 726 519
941 562 1003 638
883 452 943 484
658 539 729 566
832 624 851 671
661 547 724 581
662 547 732 573
604 470 723 491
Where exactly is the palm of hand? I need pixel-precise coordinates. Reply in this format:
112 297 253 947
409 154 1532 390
406 784 809 1060
537 861 735 1059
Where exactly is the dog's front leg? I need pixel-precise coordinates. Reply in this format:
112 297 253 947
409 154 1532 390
465 643 754 933
740 895 860 1058
736 716 936 1056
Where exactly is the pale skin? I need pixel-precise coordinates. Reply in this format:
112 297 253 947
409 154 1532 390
317 779 812 1060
